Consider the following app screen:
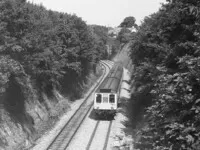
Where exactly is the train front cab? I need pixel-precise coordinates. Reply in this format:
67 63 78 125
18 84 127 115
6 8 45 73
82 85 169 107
94 89 118 117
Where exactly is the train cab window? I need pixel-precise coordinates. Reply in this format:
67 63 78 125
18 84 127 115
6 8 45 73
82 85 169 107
109 94 115 103
96 94 102 103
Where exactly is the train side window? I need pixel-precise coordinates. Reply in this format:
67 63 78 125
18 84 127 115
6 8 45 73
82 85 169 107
96 94 102 103
109 94 115 103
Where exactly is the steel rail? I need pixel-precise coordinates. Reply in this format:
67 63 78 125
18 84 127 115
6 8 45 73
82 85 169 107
85 120 100 150
63 61 113 150
46 61 111 150
103 121 113 150
85 63 121 150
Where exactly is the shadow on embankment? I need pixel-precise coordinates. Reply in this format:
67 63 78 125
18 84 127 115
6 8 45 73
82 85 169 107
119 86 153 142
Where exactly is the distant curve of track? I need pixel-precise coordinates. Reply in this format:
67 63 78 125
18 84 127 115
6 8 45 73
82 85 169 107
85 62 123 150
46 60 112 150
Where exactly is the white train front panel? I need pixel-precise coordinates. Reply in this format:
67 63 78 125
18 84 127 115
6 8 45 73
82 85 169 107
94 93 117 111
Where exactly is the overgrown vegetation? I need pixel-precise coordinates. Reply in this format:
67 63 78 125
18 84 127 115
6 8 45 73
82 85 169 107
0 0 119 148
0 0 116 102
117 16 137 44
129 0 200 149
119 16 138 29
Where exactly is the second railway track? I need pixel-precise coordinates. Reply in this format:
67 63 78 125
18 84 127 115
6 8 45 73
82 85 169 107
86 120 112 150
46 60 112 150
85 62 121 150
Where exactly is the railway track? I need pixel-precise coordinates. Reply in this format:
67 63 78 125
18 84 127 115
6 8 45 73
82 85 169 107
46 60 112 150
85 120 112 150
83 51 131 150
83 47 131 150
85 64 121 150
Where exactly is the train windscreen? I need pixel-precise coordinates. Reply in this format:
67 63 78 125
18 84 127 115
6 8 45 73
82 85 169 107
109 94 115 103
96 94 102 103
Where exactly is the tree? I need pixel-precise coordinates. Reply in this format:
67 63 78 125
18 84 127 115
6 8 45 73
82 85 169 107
0 0 104 97
119 16 136 28
117 27 131 44
129 0 200 149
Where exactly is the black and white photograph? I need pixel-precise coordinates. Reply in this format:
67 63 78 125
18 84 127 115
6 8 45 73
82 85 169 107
0 0 199 149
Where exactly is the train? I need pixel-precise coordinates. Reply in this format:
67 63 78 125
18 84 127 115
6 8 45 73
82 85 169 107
93 62 123 117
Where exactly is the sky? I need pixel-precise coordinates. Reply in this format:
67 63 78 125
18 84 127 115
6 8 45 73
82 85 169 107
27 0 166 27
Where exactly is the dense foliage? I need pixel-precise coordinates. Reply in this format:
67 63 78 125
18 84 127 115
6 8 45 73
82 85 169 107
0 1 121 148
130 0 200 149
119 16 137 28
117 16 137 44
0 0 111 102
117 27 132 44
89 25 109 59
90 25 120 59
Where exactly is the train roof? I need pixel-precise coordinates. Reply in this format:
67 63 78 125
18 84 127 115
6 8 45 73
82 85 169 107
96 62 123 93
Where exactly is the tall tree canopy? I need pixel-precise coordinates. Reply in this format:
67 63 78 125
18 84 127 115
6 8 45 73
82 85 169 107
129 0 200 149
119 16 136 28
0 0 109 98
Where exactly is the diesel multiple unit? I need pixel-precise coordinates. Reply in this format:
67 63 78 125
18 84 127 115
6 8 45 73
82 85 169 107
94 62 123 116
